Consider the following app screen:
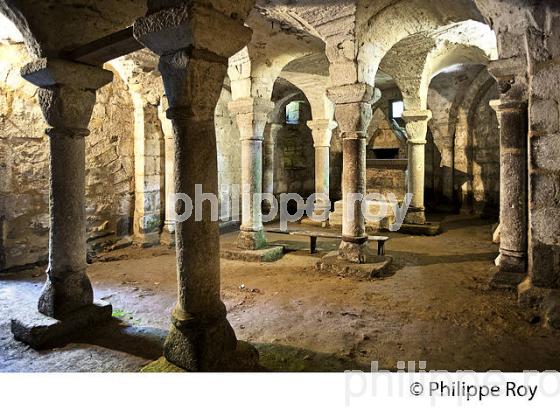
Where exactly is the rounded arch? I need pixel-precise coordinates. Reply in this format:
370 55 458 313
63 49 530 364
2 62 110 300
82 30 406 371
356 0 487 86
379 20 496 110
0 3 42 57
228 10 325 101
279 52 334 121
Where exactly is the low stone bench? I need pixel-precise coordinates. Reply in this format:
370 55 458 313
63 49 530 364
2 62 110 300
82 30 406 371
266 228 389 255
368 235 390 256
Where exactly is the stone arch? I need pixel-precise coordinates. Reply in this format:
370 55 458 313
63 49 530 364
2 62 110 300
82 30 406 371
228 10 325 101
356 0 486 86
0 2 42 57
0 0 147 59
379 20 496 110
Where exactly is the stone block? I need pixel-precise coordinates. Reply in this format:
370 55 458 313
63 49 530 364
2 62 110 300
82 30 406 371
530 99 559 134
489 268 526 290
220 243 284 263
531 172 560 208
530 134 560 172
11 301 112 349
315 251 393 279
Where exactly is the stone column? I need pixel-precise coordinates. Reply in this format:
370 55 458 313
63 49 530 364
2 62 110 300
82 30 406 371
130 90 164 246
11 59 113 347
327 84 375 263
262 122 280 213
307 119 337 215
489 99 528 283
440 138 455 204
487 58 528 288
134 1 257 371
229 98 275 249
160 96 176 246
402 110 432 225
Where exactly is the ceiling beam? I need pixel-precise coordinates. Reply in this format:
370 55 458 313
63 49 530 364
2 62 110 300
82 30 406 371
65 27 143 66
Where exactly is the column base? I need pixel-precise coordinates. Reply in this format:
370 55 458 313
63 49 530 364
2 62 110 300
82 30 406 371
404 207 426 225
518 278 560 329
488 268 526 289
495 251 526 273
11 300 112 349
134 232 161 248
316 250 393 279
143 341 260 372
163 316 260 371
338 239 370 263
221 242 284 263
236 229 267 250
160 227 176 247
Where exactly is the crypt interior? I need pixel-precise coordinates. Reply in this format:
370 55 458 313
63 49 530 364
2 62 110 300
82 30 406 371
1 0 560 372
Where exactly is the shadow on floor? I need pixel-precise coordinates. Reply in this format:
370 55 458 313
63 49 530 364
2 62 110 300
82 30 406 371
43 319 167 361
387 250 498 267
269 239 340 254
254 342 368 372
439 216 496 232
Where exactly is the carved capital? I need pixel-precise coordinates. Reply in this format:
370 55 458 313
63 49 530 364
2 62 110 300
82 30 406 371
21 59 113 133
307 119 337 147
134 2 252 59
327 83 380 105
402 109 432 145
333 102 372 139
487 57 528 102
158 49 227 121
228 97 275 141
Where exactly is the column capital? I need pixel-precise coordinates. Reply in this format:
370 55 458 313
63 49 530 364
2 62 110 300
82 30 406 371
327 83 381 105
487 57 528 101
229 97 275 141
307 119 337 147
307 119 338 131
402 109 432 123
133 2 252 59
489 99 528 114
487 56 526 82
21 58 113 135
228 97 274 116
403 110 432 145
21 58 113 90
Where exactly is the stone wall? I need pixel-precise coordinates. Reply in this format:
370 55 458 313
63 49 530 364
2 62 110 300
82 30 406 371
427 66 499 214
368 87 406 158
366 160 407 201
274 102 315 197
215 85 242 221
0 42 135 271
526 5 560 290
471 83 500 216
427 69 482 205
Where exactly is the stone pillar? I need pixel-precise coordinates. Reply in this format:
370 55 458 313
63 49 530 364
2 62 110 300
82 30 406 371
402 110 432 225
11 59 113 347
489 99 528 283
487 58 528 288
262 122 280 213
307 119 337 215
229 98 275 250
160 96 176 246
130 90 164 246
134 1 257 371
440 138 455 204
327 84 375 263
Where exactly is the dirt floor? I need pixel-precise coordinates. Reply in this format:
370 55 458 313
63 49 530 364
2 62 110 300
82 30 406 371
1 214 560 372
